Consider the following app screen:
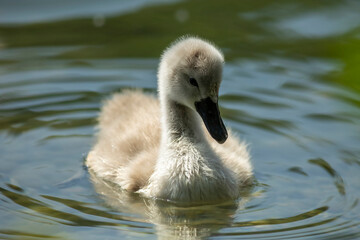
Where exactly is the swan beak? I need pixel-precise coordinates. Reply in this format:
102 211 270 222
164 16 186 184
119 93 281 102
195 97 228 144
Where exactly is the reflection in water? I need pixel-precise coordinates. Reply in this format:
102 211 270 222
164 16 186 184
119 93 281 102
308 158 346 196
0 55 359 238
1 0 360 239
2 177 350 239
89 171 246 239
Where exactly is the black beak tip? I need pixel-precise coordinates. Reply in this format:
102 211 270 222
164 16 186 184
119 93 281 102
214 130 228 144
195 97 228 144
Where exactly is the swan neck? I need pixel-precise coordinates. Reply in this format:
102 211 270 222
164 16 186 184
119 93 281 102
161 98 205 143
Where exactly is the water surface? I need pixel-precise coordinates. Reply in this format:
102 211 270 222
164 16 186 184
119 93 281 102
1 0 360 239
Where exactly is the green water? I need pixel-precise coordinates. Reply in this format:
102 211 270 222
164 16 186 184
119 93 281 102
1 0 360 239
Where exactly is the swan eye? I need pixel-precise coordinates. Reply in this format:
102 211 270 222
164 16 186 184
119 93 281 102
189 78 199 87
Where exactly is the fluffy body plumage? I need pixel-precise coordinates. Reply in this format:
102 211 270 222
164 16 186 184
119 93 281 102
86 36 253 203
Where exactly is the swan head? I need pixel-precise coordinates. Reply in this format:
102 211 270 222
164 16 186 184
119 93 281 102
158 36 228 144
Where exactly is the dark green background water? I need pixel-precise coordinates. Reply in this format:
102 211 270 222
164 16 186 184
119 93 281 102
1 0 360 239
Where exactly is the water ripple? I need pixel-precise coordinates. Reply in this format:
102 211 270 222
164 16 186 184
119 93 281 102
1 1 360 239
308 158 346 196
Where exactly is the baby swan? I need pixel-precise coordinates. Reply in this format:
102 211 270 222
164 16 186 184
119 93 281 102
86 36 253 203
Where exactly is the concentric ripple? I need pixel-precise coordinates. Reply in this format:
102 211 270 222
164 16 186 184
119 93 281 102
1 0 360 239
